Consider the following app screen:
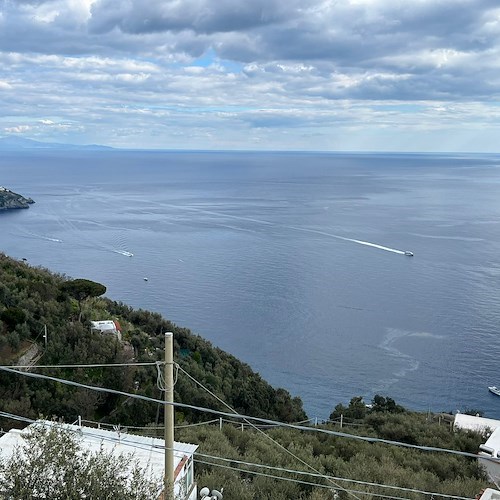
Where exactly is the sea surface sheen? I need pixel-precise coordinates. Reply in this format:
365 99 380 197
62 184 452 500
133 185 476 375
1 150 500 419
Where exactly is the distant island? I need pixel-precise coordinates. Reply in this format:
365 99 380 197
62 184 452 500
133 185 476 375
0 136 112 151
0 186 35 210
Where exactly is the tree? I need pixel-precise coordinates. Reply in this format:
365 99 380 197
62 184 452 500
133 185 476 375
0 424 160 500
0 307 26 331
60 279 106 321
330 396 367 421
371 394 405 414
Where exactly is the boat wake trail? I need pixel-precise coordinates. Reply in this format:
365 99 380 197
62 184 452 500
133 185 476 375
338 236 404 254
379 328 422 377
373 328 446 392
159 202 408 255
286 225 406 255
113 250 134 257
15 229 63 243
53 216 134 257
39 236 62 243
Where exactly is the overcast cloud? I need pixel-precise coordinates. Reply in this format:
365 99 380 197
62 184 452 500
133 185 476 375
1 0 500 151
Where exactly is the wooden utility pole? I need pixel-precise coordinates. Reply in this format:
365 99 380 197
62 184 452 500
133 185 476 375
164 332 174 499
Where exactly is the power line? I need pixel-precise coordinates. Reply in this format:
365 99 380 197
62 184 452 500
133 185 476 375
175 365 476 500
193 451 472 500
0 410 35 425
2 413 335 496
193 458 438 500
195 458 356 495
0 365 493 462
176 419 220 429
0 411 478 500
1 362 158 369
78 417 221 431
176 363 363 500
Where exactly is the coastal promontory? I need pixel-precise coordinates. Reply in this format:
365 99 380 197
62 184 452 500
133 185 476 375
0 186 34 210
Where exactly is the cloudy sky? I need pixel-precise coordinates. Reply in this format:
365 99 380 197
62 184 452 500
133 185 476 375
1 0 500 152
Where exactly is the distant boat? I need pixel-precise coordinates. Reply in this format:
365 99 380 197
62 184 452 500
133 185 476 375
488 386 500 396
143 277 148 281
404 251 414 256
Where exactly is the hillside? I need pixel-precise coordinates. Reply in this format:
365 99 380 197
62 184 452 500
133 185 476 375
0 253 494 499
0 253 305 427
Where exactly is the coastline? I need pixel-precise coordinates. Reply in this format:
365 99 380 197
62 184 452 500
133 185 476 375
0 186 35 210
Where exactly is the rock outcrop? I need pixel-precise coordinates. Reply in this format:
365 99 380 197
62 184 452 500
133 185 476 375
0 186 35 210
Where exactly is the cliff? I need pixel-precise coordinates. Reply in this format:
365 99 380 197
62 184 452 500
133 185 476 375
0 187 35 210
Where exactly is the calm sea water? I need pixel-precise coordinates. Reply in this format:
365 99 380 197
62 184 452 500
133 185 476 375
2 150 500 420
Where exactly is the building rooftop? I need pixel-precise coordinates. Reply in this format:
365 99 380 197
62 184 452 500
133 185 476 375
479 488 500 500
0 420 197 481
454 414 500 434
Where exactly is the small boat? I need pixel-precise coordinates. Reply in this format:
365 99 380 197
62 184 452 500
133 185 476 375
143 277 148 281
404 251 414 256
489 386 500 396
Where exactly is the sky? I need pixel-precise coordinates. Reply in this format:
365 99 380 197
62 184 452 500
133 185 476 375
1 0 500 152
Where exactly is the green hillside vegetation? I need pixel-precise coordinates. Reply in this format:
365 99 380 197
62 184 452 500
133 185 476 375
0 253 494 498
177 410 489 499
0 253 305 426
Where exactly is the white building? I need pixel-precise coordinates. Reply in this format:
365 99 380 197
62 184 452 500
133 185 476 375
0 420 198 499
479 427 500 489
479 489 500 500
91 320 122 341
454 413 500 435
452 414 500 489
453 413 500 488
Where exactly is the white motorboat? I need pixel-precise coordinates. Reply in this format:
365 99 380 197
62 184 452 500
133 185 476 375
488 386 500 396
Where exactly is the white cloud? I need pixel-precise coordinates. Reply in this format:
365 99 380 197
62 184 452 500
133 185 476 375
0 0 500 150
5 125 32 133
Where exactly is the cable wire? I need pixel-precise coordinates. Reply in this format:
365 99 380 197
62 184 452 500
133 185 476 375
155 361 178 391
1 362 158 369
78 417 221 431
0 366 495 462
194 458 422 500
0 410 478 500
192 451 472 500
176 364 363 500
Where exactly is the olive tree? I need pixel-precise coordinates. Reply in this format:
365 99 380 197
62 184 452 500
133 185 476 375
329 396 367 421
0 424 160 500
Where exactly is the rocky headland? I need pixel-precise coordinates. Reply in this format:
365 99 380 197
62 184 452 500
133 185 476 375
0 186 35 210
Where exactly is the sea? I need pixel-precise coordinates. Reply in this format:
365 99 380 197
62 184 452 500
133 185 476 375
1 149 500 420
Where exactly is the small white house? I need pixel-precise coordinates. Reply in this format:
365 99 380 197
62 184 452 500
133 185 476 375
454 413 500 435
452 414 500 489
479 427 500 489
479 489 500 500
0 420 198 499
91 320 122 341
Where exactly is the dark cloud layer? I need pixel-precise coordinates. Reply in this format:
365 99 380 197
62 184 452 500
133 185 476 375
88 0 304 35
1 1 498 73
1 0 500 150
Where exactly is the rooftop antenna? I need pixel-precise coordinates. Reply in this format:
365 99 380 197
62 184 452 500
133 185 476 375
200 487 223 500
